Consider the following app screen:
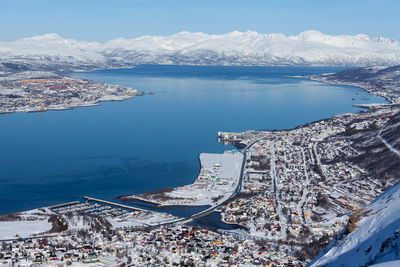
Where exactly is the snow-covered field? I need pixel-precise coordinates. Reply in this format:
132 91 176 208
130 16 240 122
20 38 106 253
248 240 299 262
0 220 51 240
0 209 52 240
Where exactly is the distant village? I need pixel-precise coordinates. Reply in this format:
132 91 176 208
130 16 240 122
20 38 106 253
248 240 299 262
0 72 143 114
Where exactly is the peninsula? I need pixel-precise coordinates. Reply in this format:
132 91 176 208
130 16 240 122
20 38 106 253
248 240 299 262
0 70 144 114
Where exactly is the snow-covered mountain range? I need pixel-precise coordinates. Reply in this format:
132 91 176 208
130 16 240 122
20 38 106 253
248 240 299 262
1 30 400 70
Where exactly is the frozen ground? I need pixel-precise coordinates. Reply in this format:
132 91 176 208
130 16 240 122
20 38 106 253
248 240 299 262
0 209 52 239
0 220 51 240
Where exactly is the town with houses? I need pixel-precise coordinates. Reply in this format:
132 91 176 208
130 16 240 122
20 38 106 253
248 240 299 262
217 102 399 259
0 71 143 114
1 66 400 266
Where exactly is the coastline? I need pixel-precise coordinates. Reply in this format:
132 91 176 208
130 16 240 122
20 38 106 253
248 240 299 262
0 71 147 115
2 65 400 265
0 94 142 115
0 67 391 218
306 75 395 105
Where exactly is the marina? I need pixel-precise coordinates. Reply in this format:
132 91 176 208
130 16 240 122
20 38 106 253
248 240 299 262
49 197 183 228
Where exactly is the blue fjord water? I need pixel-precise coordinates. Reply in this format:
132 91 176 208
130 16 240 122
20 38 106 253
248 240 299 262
0 65 387 215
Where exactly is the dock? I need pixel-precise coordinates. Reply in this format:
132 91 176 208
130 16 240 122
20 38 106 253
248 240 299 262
47 201 81 210
82 196 147 212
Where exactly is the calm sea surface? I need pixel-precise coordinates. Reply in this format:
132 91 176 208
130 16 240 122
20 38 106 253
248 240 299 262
0 65 387 215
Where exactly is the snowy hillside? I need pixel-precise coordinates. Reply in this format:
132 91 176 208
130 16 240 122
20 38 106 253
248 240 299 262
310 181 400 266
1 30 400 70
102 30 400 66
0 34 122 71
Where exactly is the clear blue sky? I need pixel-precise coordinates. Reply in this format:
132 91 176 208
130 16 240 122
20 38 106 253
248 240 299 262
1 0 399 42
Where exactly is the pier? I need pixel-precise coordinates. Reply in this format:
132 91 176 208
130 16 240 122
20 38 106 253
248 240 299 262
47 201 81 210
82 196 147 212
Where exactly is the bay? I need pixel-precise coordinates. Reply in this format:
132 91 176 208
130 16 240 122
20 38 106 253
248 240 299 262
0 65 387 215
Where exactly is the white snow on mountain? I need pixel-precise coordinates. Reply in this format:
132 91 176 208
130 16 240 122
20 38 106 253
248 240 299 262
370 261 400 267
0 34 110 70
0 33 102 59
310 182 400 266
1 30 400 70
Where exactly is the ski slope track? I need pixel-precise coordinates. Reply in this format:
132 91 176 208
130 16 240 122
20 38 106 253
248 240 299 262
2 30 400 71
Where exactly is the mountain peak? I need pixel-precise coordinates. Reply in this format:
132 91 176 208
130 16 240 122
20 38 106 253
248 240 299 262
22 33 63 41
1 30 400 69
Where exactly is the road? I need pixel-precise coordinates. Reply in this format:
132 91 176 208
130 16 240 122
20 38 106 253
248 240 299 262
270 141 288 238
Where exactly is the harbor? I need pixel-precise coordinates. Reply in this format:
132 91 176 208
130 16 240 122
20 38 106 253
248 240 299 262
0 65 385 216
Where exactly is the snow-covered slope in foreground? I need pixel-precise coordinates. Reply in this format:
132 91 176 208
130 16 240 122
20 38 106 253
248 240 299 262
1 30 400 70
311 182 400 266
